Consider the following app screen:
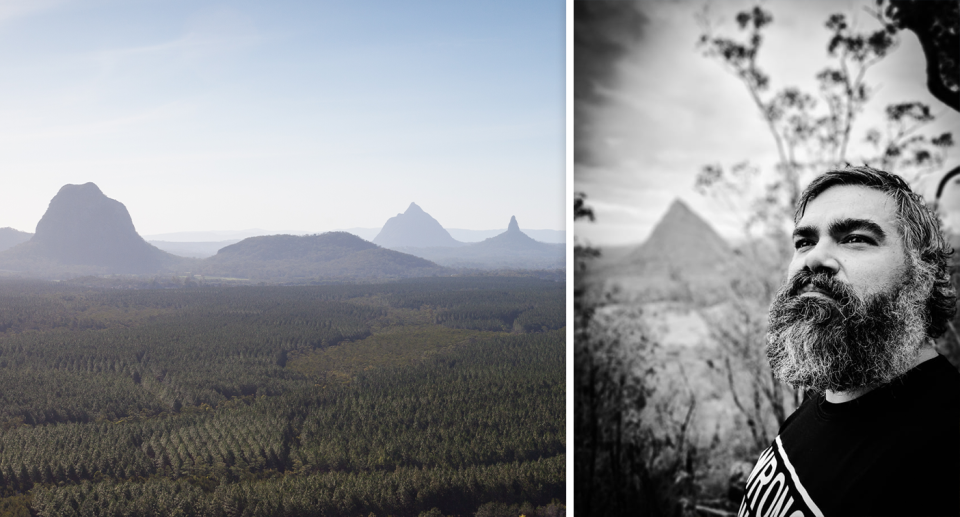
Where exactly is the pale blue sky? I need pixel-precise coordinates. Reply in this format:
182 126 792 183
0 0 565 236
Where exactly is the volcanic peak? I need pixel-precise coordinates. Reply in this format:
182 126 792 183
625 198 732 269
11 182 179 273
507 216 520 232
373 202 461 248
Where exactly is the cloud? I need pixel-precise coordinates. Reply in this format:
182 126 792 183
93 6 261 71
574 0 648 167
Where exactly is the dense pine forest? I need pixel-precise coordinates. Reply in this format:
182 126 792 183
0 276 565 516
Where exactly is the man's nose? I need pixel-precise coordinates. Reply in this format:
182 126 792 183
803 241 840 274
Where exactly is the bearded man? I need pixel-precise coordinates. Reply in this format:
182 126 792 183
739 166 960 517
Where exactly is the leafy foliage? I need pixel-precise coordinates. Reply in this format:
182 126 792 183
697 4 953 235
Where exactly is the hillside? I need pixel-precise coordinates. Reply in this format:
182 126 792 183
450 227 566 244
623 199 732 269
471 216 548 250
200 231 449 281
0 227 32 252
373 202 463 248
0 183 193 276
395 216 565 270
589 199 737 303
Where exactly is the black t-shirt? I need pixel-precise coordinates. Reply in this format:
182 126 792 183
739 355 960 517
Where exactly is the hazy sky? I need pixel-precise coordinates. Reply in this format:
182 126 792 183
0 0 565 236
575 0 960 247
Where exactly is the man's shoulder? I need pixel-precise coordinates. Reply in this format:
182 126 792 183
923 353 960 385
902 354 960 413
773 354 960 514
777 391 818 435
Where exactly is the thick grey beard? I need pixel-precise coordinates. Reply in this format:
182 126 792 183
766 259 932 394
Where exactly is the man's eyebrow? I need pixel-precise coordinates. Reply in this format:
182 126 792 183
792 225 817 240
792 218 888 242
828 218 887 242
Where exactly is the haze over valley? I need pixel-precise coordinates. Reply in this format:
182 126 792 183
0 183 566 280
0 181 567 515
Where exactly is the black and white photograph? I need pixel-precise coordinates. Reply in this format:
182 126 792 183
574 0 959 515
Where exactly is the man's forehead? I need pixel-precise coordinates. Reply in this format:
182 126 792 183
797 185 898 229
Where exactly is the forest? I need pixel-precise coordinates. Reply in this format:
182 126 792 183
0 275 566 516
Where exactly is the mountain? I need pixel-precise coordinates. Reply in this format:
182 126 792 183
623 199 733 270
393 216 565 270
199 231 448 281
342 227 566 244
0 183 191 275
373 203 462 248
598 199 736 303
0 227 32 252
448 228 566 243
471 216 544 251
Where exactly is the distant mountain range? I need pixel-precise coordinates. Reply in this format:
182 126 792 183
0 183 564 280
391 216 565 270
145 203 565 269
339 227 565 244
136 211 564 260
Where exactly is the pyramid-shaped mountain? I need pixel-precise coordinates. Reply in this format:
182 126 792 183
625 199 732 267
0 183 188 274
200 231 448 280
373 203 462 248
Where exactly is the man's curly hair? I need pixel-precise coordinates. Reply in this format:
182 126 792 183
795 165 957 339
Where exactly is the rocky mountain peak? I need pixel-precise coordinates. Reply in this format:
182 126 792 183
507 216 520 232
373 203 461 248
18 182 175 273
625 198 732 270
34 183 138 244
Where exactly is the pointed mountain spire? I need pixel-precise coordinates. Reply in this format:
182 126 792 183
507 216 520 232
